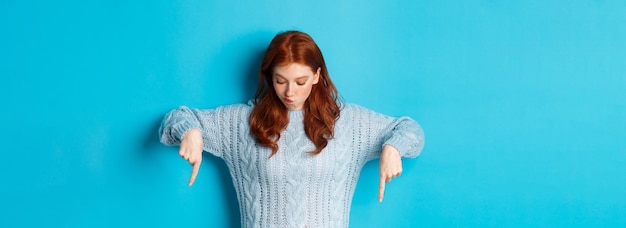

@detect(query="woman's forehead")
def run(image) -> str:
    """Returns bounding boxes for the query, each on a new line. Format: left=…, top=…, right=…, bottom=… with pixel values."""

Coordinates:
left=273, top=63, right=315, bottom=77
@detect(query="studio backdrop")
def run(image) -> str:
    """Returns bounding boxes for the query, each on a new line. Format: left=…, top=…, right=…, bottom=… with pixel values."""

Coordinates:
left=1, top=0, right=625, bottom=227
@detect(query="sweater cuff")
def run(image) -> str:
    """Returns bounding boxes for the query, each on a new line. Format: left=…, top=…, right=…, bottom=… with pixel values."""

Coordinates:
left=384, top=136, right=419, bottom=158
left=173, top=121, right=201, bottom=144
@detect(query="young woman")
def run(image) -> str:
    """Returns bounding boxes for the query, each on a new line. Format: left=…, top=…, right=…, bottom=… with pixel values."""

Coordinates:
left=159, top=31, right=424, bottom=227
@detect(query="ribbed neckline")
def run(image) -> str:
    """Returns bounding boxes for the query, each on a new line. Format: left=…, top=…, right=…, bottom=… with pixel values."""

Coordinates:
left=288, top=109, right=304, bottom=122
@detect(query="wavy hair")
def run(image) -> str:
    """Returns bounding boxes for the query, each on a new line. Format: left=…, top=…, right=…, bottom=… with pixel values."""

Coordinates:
left=249, top=31, right=340, bottom=156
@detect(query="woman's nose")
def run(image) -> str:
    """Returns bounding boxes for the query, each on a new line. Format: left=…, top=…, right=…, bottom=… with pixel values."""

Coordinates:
left=285, top=84, right=295, bottom=96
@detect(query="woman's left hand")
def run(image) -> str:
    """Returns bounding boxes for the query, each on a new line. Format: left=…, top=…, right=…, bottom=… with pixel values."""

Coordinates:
left=379, top=145, right=402, bottom=202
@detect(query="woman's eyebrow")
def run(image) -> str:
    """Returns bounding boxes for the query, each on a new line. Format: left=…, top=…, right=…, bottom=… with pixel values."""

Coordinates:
left=274, top=74, right=309, bottom=80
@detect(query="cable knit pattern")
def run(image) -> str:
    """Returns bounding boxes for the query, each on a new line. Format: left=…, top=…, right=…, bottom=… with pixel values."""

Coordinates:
left=159, top=102, right=424, bottom=228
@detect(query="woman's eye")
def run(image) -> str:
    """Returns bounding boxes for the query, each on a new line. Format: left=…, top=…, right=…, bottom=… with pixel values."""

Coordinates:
left=296, top=81, right=306, bottom=85
left=276, top=81, right=286, bottom=84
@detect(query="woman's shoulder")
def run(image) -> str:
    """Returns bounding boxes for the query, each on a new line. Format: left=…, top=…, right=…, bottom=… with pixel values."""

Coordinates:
left=337, top=103, right=378, bottom=123
left=185, top=101, right=252, bottom=121
left=339, top=103, right=375, bottom=114
left=214, top=100, right=255, bottom=113
left=219, top=100, right=254, bottom=109
left=338, top=103, right=395, bottom=124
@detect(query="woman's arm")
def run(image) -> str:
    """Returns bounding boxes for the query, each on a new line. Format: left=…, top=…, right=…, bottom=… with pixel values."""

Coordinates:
left=380, top=116, right=425, bottom=159
left=159, top=106, right=219, bottom=186
left=344, top=104, right=424, bottom=160
left=159, top=106, right=203, bottom=146
left=377, top=115, right=424, bottom=202
left=159, top=104, right=251, bottom=185
left=343, top=104, right=425, bottom=201
left=159, top=106, right=224, bottom=155
left=159, top=104, right=252, bottom=157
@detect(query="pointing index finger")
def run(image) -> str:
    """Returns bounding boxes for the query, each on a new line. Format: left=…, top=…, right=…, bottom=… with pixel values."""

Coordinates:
left=378, top=175, right=386, bottom=203
left=189, top=162, right=200, bottom=186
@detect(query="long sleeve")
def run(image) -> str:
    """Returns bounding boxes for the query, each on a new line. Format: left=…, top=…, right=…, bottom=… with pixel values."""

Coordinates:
left=341, top=104, right=425, bottom=161
left=158, top=104, right=252, bottom=158
left=381, top=116, right=424, bottom=158
left=158, top=106, right=202, bottom=146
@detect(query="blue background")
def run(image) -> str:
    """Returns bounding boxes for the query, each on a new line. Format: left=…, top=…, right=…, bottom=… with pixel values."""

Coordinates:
left=1, top=0, right=625, bottom=227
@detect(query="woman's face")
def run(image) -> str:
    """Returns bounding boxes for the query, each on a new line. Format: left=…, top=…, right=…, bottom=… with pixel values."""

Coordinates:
left=272, top=63, right=320, bottom=110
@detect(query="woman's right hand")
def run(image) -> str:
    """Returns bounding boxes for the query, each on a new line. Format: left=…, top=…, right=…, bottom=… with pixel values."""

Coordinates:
left=180, top=128, right=203, bottom=186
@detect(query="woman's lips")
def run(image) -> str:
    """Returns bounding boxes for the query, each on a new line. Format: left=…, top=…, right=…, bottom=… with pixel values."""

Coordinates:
left=283, top=98, right=294, bottom=103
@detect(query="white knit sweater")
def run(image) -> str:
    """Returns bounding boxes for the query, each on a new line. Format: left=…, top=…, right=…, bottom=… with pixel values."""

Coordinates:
left=159, top=102, right=424, bottom=227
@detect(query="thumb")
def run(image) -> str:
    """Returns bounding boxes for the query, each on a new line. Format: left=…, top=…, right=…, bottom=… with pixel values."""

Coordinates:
left=378, top=175, right=386, bottom=203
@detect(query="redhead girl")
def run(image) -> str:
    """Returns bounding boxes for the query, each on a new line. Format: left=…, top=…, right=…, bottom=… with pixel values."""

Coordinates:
left=160, top=31, right=424, bottom=227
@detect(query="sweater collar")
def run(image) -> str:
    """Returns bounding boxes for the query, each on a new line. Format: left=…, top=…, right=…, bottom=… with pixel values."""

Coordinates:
left=288, top=109, right=304, bottom=123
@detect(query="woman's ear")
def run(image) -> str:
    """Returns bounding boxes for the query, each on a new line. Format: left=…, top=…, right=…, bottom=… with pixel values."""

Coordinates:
left=313, top=67, right=321, bottom=84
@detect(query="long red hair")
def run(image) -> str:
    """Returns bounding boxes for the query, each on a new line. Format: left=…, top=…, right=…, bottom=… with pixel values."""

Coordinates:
left=249, top=31, right=340, bottom=156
